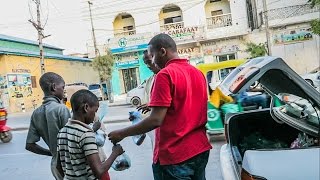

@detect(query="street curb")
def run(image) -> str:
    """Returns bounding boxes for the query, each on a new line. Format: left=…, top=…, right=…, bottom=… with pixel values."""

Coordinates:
left=11, top=118, right=130, bottom=131
left=108, top=103, right=131, bottom=107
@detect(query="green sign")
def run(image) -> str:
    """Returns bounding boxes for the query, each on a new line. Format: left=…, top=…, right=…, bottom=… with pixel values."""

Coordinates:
left=118, top=37, right=127, bottom=47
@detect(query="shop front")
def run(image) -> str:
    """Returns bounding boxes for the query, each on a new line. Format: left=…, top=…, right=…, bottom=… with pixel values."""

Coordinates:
left=108, top=33, right=154, bottom=95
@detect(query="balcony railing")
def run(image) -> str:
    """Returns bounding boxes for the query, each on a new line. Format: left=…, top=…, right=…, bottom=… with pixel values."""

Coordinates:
left=114, top=30, right=136, bottom=37
left=160, top=22, right=184, bottom=31
left=206, top=13, right=232, bottom=29
left=263, top=4, right=320, bottom=21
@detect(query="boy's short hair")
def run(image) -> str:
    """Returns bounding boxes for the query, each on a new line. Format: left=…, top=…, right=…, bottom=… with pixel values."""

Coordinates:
left=39, top=72, right=64, bottom=94
left=70, top=89, right=99, bottom=112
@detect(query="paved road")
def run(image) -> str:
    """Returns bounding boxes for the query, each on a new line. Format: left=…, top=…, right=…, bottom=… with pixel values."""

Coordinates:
left=0, top=122, right=224, bottom=180
left=7, top=103, right=136, bottom=130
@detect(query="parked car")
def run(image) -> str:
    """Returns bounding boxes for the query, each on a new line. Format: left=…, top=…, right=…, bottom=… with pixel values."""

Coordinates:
left=218, top=57, right=320, bottom=180
left=88, top=83, right=104, bottom=101
left=126, top=80, right=146, bottom=107
left=301, top=68, right=320, bottom=88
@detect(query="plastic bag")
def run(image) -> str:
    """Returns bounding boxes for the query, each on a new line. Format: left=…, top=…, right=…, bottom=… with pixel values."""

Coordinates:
left=129, top=111, right=146, bottom=146
left=290, top=133, right=314, bottom=148
left=95, top=129, right=106, bottom=147
left=111, top=152, right=131, bottom=171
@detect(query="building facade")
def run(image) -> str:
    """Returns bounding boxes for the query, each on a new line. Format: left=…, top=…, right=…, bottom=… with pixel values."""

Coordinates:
left=84, top=0, right=319, bottom=95
left=0, top=34, right=99, bottom=112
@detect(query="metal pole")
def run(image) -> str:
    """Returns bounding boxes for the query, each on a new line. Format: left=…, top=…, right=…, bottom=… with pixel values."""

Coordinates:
left=262, top=0, right=272, bottom=55
left=88, top=1, right=99, bottom=57
left=37, top=0, right=45, bottom=74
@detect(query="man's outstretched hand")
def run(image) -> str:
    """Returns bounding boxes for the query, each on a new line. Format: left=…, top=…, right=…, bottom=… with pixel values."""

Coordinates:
left=108, top=130, right=125, bottom=144
left=137, top=104, right=151, bottom=114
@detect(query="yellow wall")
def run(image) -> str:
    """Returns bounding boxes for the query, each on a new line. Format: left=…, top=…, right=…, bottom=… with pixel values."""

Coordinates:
left=205, top=0, right=231, bottom=17
left=0, top=54, right=99, bottom=112
left=0, top=56, right=7, bottom=74
left=113, top=14, right=135, bottom=34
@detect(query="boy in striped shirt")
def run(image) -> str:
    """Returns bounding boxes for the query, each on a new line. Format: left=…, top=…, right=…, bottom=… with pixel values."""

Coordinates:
left=57, top=90, right=124, bottom=180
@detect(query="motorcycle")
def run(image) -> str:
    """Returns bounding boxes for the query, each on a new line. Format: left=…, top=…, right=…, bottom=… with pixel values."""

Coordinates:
left=0, top=106, right=12, bottom=143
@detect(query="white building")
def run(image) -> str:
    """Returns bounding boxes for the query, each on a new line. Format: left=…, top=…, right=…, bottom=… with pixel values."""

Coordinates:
left=82, top=0, right=319, bottom=94
left=250, top=0, right=320, bottom=74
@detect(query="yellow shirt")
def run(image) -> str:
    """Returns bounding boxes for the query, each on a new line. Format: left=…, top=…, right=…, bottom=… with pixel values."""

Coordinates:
left=209, top=88, right=234, bottom=108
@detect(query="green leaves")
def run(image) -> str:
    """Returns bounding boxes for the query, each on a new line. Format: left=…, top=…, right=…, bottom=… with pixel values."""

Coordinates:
left=245, top=42, right=267, bottom=58
left=92, top=49, right=115, bottom=81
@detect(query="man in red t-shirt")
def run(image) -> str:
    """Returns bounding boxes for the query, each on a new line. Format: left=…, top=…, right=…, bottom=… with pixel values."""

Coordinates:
left=108, top=34, right=212, bottom=180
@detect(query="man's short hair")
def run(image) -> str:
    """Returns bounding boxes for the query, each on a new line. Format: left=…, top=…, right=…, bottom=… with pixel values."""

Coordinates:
left=70, top=89, right=98, bottom=112
left=39, top=72, right=64, bottom=94
left=148, top=33, right=177, bottom=52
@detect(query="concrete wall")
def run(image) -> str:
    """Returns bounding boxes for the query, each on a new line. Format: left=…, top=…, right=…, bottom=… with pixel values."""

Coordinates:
left=0, top=54, right=99, bottom=112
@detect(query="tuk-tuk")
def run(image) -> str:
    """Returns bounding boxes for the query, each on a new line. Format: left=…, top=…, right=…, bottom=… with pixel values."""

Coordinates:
left=197, top=59, right=246, bottom=135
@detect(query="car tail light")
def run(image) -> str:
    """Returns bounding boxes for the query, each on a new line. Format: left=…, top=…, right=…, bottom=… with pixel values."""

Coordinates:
left=229, top=66, right=260, bottom=93
left=241, top=169, right=267, bottom=180
left=0, top=109, right=7, bottom=121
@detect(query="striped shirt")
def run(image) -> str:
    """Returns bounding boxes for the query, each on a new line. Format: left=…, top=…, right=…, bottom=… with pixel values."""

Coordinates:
left=57, top=119, right=98, bottom=180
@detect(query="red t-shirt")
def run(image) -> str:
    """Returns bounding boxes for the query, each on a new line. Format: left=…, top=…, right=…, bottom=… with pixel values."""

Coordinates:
left=149, top=59, right=212, bottom=165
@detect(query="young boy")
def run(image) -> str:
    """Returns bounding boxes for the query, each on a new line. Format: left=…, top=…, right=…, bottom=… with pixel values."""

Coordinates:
left=57, top=90, right=124, bottom=180
left=25, top=72, right=71, bottom=180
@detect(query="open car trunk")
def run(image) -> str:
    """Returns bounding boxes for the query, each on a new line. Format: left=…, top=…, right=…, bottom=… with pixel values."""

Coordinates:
left=227, top=109, right=320, bottom=179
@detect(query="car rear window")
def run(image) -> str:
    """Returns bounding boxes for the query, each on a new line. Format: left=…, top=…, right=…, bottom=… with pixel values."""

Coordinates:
left=89, top=84, right=100, bottom=90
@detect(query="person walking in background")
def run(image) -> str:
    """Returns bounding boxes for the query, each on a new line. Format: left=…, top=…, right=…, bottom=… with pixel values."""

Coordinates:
left=108, top=34, right=212, bottom=180
left=25, top=72, right=71, bottom=180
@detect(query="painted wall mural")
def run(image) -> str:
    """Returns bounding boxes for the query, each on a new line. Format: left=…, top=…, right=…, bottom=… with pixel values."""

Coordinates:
left=273, top=27, right=313, bottom=45
left=7, top=73, right=33, bottom=98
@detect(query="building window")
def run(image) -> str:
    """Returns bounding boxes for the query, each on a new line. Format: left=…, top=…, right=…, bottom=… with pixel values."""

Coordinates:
left=211, top=10, right=223, bottom=16
left=210, top=0, right=221, bottom=3
left=164, top=16, right=182, bottom=24
left=163, top=6, right=181, bottom=13
left=123, top=25, right=134, bottom=31
left=31, top=76, right=37, bottom=88
left=122, top=14, right=132, bottom=19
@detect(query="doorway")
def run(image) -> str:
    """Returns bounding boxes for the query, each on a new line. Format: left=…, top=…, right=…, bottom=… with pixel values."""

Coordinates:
left=122, top=68, right=138, bottom=93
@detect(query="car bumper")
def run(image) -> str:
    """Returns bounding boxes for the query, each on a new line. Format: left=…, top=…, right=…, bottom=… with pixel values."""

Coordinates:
left=220, top=144, right=239, bottom=180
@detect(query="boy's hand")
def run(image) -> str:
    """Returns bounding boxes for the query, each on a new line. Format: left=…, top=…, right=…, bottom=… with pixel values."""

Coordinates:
left=137, top=104, right=151, bottom=114
left=112, top=144, right=124, bottom=156
left=92, top=121, right=101, bottom=132
left=108, top=130, right=125, bottom=144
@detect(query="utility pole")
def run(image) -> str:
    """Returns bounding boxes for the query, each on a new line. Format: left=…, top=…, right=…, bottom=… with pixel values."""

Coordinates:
left=88, top=1, right=99, bottom=57
left=29, top=0, right=50, bottom=75
left=262, top=0, right=272, bottom=55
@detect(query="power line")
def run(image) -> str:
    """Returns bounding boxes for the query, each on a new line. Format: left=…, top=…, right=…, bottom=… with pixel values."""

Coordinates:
left=80, top=0, right=201, bottom=20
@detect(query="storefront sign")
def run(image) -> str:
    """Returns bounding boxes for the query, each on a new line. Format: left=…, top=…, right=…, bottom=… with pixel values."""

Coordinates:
left=109, top=32, right=152, bottom=49
left=12, top=69, right=31, bottom=73
left=178, top=47, right=199, bottom=55
left=116, top=60, right=139, bottom=68
left=111, top=44, right=148, bottom=54
left=163, top=26, right=204, bottom=42
left=165, top=26, right=199, bottom=37
left=273, top=27, right=313, bottom=45
left=203, top=44, right=239, bottom=56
